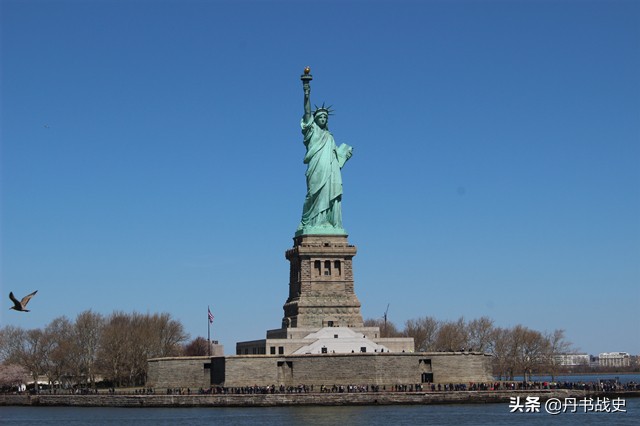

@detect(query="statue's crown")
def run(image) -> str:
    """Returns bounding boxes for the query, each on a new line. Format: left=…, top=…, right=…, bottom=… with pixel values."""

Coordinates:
left=313, top=102, right=334, bottom=117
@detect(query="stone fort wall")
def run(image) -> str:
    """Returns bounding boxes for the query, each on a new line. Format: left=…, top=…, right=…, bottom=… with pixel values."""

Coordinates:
left=147, top=352, right=493, bottom=389
left=147, top=357, right=212, bottom=389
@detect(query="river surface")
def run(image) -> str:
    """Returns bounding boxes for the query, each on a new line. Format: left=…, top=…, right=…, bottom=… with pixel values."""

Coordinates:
left=1, top=399, right=638, bottom=425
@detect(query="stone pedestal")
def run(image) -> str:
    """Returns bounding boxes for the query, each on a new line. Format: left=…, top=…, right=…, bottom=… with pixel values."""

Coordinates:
left=282, top=234, right=364, bottom=328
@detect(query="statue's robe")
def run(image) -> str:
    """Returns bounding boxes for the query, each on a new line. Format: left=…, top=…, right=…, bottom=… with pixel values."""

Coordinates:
left=298, top=116, right=351, bottom=232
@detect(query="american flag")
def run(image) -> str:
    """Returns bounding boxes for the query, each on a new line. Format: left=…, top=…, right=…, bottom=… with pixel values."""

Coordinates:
left=208, top=307, right=214, bottom=324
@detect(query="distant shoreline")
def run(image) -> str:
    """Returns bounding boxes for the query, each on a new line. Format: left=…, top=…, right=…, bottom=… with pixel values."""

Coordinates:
left=506, top=371, right=640, bottom=379
left=540, top=371, right=639, bottom=376
left=2, top=389, right=638, bottom=408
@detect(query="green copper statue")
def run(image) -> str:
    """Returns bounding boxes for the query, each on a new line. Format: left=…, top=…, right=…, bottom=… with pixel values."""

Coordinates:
left=296, top=67, right=353, bottom=236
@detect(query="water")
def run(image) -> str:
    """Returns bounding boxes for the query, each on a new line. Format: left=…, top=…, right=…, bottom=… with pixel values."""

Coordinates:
left=1, top=400, right=638, bottom=425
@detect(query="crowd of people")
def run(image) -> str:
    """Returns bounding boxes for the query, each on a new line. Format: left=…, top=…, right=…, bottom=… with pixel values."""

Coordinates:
left=5, top=379, right=639, bottom=395
left=167, top=379, right=640, bottom=396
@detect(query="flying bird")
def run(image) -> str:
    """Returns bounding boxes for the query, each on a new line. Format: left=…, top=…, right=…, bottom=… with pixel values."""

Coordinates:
left=9, top=290, right=38, bottom=312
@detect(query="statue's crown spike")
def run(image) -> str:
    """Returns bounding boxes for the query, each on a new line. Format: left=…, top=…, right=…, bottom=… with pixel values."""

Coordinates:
left=313, top=102, right=335, bottom=117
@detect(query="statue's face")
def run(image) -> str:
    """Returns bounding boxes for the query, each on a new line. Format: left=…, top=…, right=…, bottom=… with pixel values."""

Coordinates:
left=315, top=113, right=328, bottom=128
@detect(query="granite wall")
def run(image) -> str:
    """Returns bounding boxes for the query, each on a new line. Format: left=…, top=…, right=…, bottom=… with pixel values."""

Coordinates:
left=147, top=352, right=493, bottom=389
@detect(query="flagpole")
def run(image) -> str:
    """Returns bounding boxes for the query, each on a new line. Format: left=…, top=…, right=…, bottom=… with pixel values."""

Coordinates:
left=207, top=305, right=211, bottom=356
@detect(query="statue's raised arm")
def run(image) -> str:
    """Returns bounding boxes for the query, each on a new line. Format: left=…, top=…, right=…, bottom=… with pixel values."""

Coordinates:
left=301, top=66, right=312, bottom=123
left=296, top=67, right=353, bottom=237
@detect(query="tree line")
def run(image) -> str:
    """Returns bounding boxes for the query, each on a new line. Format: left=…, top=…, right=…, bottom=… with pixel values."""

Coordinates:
left=365, top=316, right=573, bottom=381
left=1, top=312, right=574, bottom=390
left=0, top=310, right=189, bottom=389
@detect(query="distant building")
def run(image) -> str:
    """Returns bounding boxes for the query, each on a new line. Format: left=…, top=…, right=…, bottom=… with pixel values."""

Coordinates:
left=553, top=353, right=589, bottom=366
left=598, top=352, right=630, bottom=368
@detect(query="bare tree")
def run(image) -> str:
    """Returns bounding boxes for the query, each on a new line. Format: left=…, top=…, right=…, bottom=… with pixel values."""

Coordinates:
left=97, top=311, right=188, bottom=386
left=488, top=327, right=513, bottom=380
left=467, top=317, right=494, bottom=352
left=15, top=329, right=47, bottom=388
left=509, top=325, right=549, bottom=381
left=543, top=329, right=573, bottom=381
left=97, top=311, right=131, bottom=386
left=2, top=310, right=188, bottom=389
left=134, top=312, right=188, bottom=383
left=183, top=337, right=210, bottom=356
left=0, top=325, right=25, bottom=364
left=402, top=317, right=440, bottom=352
left=434, top=317, right=469, bottom=351
left=73, top=310, right=104, bottom=387
left=148, top=312, right=189, bottom=357
left=42, top=316, right=74, bottom=389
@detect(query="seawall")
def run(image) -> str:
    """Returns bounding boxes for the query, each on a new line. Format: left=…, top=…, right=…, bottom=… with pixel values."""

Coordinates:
left=2, top=389, right=636, bottom=407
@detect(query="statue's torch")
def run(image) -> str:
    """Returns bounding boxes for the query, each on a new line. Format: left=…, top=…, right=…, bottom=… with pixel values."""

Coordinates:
left=301, top=66, right=312, bottom=94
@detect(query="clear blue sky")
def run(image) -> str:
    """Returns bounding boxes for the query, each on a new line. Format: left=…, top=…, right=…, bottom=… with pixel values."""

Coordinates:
left=1, top=0, right=638, bottom=356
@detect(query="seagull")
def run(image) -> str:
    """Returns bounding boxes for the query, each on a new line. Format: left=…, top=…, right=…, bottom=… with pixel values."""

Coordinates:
left=9, top=290, right=38, bottom=312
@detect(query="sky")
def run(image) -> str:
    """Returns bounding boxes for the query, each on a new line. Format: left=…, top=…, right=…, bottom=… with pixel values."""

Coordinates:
left=1, top=0, right=638, bottom=357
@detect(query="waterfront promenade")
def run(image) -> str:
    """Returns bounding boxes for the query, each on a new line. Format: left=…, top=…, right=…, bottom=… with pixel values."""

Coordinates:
left=2, top=388, right=638, bottom=408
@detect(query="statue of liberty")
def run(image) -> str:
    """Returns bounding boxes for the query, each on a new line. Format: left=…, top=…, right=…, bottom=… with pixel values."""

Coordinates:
left=296, top=67, right=353, bottom=236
